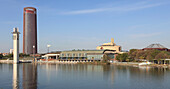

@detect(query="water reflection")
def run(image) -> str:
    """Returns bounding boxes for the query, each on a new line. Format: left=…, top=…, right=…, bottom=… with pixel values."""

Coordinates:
left=8, top=63, right=170, bottom=89
left=22, top=63, right=37, bottom=89
left=12, top=63, right=37, bottom=89
left=13, top=64, right=19, bottom=89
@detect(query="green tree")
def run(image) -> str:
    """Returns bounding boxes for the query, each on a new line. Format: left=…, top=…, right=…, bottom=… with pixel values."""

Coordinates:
left=19, top=53, right=29, bottom=57
left=136, top=51, right=146, bottom=59
left=146, top=54, right=153, bottom=61
left=155, top=52, right=169, bottom=60
left=103, top=54, right=111, bottom=63
left=116, top=53, right=129, bottom=62
left=129, top=49, right=137, bottom=55
left=121, top=53, right=129, bottom=62
left=5, top=54, right=13, bottom=58
left=0, top=54, right=3, bottom=59
left=116, top=54, right=121, bottom=61
left=128, top=49, right=138, bottom=61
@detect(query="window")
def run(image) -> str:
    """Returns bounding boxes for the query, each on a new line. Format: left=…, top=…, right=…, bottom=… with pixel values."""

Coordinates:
left=67, top=54, right=70, bottom=57
left=79, top=53, right=81, bottom=56
left=73, top=53, right=75, bottom=57
left=13, top=35, right=16, bottom=40
left=84, top=53, right=87, bottom=57
left=119, top=47, right=121, bottom=51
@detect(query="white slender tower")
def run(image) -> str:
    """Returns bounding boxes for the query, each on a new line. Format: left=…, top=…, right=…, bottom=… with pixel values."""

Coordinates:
left=12, top=28, right=20, bottom=64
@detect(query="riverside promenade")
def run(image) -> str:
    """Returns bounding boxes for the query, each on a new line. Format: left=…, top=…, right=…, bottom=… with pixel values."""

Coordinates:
left=1, top=59, right=170, bottom=68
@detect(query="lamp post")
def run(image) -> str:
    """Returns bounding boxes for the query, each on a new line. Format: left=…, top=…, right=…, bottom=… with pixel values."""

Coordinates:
left=47, top=45, right=51, bottom=53
left=33, top=45, right=35, bottom=62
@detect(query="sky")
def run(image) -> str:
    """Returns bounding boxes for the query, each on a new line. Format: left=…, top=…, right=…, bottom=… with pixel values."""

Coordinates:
left=0, top=0, right=170, bottom=53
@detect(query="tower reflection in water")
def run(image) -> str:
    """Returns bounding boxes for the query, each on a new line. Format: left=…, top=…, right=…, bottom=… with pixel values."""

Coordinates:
left=13, top=63, right=37, bottom=89
left=23, top=63, right=37, bottom=89
left=13, top=64, right=19, bottom=89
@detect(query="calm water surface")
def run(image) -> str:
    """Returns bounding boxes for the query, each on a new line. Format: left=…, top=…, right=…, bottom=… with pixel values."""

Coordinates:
left=0, top=63, right=170, bottom=89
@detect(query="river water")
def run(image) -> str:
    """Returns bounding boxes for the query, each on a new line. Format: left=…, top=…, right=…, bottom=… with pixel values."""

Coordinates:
left=0, top=63, right=170, bottom=89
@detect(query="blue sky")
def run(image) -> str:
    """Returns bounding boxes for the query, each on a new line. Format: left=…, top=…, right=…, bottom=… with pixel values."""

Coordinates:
left=0, top=0, right=170, bottom=53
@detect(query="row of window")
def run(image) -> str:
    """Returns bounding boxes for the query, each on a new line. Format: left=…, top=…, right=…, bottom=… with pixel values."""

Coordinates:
left=61, top=53, right=87, bottom=57
left=60, top=55, right=103, bottom=60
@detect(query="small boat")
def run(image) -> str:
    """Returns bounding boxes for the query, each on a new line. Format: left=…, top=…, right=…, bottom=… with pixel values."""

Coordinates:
left=139, top=61, right=153, bottom=66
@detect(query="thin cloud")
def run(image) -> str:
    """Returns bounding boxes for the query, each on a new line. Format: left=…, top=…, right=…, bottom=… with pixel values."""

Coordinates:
left=130, top=32, right=162, bottom=38
left=60, top=2, right=165, bottom=15
left=61, top=8, right=111, bottom=15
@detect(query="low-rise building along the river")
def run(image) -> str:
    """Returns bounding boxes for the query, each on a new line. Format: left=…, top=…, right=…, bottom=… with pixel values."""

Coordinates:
left=60, top=49, right=117, bottom=61
left=41, top=38, right=125, bottom=62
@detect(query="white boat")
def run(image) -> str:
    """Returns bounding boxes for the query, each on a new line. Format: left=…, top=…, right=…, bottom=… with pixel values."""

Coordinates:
left=139, top=62, right=153, bottom=66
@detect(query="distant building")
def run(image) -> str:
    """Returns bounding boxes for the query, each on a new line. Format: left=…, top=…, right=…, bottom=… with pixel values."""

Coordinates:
left=2, top=53, right=9, bottom=56
left=96, top=38, right=122, bottom=53
left=10, top=49, right=13, bottom=54
left=41, top=38, right=125, bottom=62
left=42, top=52, right=61, bottom=59
left=143, top=44, right=170, bottom=52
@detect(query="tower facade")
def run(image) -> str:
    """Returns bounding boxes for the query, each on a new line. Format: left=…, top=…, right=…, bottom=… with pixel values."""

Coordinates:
left=12, top=28, right=20, bottom=64
left=23, top=7, right=37, bottom=54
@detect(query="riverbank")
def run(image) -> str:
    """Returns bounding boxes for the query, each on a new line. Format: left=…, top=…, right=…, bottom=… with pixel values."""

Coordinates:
left=0, top=60, right=32, bottom=64
left=0, top=60, right=13, bottom=63
left=112, top=62, right=170, bottom=68
left=1, top=60, right=170, bottom=68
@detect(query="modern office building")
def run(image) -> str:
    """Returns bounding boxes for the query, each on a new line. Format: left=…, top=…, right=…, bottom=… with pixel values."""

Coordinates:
left=23, top=7, right=37, bottom=54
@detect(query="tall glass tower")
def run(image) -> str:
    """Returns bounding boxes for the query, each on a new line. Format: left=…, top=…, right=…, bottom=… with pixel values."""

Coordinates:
left=23, top=7, right=37, bottom=54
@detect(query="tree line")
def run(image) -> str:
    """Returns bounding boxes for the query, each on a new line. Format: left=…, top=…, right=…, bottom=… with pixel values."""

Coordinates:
left=116, top=49, right=170, bottom=62
left=0, top=53, right=30, bottom=60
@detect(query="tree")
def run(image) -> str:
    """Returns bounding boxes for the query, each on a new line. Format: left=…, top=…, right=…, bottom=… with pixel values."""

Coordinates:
left=116, top=54, right=121, bottom=61
left=146, top=54, right=153, bottom=61
left=129, top=49, right=137, bottom=55
left=116, top=53, right=129, bottom=62
left=121, top=53, right=129, bottom=62
left=155, top=52, right=169, bottom=60
left=103, top=54, right=111, bottom=63
left=128, top=49, right=138, bottom=61
left=116, top=49, right=170, bottom=63
left=19, top=53, right=29, bottom=57
left=136, top=51, right=146, bottom=59
left=0, top=54, right=3, bottom=59
left=5, top=54, right=13, bottom=58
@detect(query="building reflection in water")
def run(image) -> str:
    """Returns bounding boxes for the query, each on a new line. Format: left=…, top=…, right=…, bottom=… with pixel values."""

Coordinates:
left=40, top=63, right=116, bottom=84
left=11, top=63, right=170, bottom=89
left=22, top=63, right=37, bottom=89
left=13, top=64, right=19, bottom=89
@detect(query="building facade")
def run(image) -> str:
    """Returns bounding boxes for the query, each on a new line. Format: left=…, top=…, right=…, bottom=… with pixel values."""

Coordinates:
left=96, top=38, right=121, bottom=53
left=60, top=50, right=103, bottom=61
left=60, top=50, right=116, bottom=61
left=23, top=7, right=37, bottom=54
left=40, top=38, right=125, bottom=62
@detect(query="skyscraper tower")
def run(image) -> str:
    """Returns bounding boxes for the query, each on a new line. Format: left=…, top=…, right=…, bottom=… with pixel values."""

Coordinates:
left=23, top=7, right=37, bottom=54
